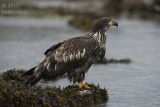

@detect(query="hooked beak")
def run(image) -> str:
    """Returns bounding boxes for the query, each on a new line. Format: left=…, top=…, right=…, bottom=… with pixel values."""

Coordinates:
left=108, top=20, right=118, bottom=27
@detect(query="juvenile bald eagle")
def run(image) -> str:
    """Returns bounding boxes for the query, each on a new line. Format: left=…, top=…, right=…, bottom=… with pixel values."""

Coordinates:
left=24, top=17, right=118, bottom=88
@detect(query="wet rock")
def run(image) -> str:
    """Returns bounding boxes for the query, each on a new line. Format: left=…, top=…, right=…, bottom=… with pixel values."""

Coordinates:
left=95, top=58, right=131, bottom=64
left=104, top=0, right=123, bottom=17
left=68, top=13, right=103, bottom=31
left=68, top=0, right=160, bottom=31
left=0, top=69, right=108, bottom=106
left=68, top=16, right=94, bottom=31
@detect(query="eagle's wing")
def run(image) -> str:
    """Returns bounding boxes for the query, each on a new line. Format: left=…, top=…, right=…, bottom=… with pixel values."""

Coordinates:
left=44, top=42, right=63, bottom=56
left=44, top=36, right=99, bottom=77
left=25, top=36, right=100, bottom=85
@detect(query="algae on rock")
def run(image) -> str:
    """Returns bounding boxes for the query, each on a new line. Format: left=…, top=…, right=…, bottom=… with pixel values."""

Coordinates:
left=0, top=69, right=108, bottom=106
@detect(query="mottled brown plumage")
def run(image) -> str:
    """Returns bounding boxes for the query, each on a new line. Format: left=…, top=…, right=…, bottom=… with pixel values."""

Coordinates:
left=24, top=17, right=118, bottom=87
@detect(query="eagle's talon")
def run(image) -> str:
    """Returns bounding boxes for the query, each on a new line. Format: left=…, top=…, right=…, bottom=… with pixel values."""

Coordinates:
left=84, top=83, right=90, bottom=89
left=78, top=82, right=84, bottom=88
left=78, top=82, right=90, bottom=89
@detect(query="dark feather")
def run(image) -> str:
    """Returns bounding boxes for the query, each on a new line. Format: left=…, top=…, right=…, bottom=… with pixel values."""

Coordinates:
left=24, top=67, right=36, bottom=76
left=44, top=42, right=63, bottom=56
left=25, top=60, right=46, bottom=86
left=42, top=36, right=99, bottom=81
left=25, top=36, right=101, bottom=85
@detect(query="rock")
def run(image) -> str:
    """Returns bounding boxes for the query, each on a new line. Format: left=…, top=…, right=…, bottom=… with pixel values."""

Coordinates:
left=79, top=90, right=92, bottom=95
left=0, top=69, right=108, bottom=106
left=95, top=58, right=131, bottom=64
left=68, top=15, right=95, bottom=31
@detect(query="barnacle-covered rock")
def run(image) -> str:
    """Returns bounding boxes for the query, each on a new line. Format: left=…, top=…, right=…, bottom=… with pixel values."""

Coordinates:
left=0, top=69, right=108, bottom=106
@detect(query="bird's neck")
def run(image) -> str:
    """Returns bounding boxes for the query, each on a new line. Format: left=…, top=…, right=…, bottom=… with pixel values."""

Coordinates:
left=90, top=30, right=107, bottom=45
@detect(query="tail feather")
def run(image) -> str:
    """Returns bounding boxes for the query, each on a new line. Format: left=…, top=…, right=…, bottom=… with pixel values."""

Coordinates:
left=24, top=75, right=35, bottom=85
left=24, top=74, right=43, bottom=86
left=24, top=67, right=36, bottom=76
left=24, top=65, right=46, bottom=86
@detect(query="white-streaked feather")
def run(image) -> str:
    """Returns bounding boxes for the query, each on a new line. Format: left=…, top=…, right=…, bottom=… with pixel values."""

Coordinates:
left=47, top=63, right=50, bottom=69
left=69, top=54, right=73, bottom=60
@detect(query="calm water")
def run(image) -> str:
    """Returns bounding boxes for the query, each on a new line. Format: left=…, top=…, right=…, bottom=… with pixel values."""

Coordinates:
left=0, top=17, right=160, bottom=107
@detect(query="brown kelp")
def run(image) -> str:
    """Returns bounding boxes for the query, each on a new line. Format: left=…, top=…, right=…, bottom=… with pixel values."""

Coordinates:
left=0, top=69, right=108, bottom=106
left=95, top=58, right=131, bottom=64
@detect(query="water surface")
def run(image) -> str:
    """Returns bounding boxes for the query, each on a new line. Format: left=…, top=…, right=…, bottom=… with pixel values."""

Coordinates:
left=0, top=17, right=160, bottom=107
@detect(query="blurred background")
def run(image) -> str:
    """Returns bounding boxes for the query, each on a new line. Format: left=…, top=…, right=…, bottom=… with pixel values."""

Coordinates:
left=0, top=0, right=160, bottom=106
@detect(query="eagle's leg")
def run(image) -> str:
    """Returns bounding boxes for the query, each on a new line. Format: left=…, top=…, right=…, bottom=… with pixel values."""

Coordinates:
left=78, top=82, right=90, bottom=89
left=78, top=82, right=83, bottom=88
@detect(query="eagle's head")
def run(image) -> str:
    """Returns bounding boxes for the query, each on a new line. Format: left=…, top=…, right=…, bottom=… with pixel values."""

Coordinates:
left=90, top=17, right=118, bottom=43
left=91, top=17, right=118, bottom=33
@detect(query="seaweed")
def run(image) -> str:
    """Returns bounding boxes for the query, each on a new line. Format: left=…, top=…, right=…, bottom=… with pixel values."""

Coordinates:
left=0, top=69, right=108, bottom=106
left=95, top=58, right=131, bottom=64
